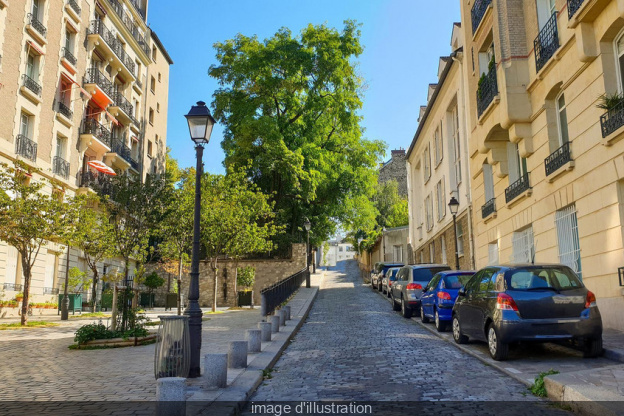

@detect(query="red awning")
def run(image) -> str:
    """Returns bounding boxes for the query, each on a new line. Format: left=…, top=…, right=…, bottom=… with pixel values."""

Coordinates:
left=27, top=41, right=45, bottom=56
left=88, top=160, right=116, bottom=176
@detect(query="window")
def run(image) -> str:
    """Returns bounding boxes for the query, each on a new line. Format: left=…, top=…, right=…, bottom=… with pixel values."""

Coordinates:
left=339, top=246, right=343, bottom=252
left=436, top=179, right=446, bottom=221
left=150, top=76, right=156, bottom=93
left=26, top=53, right=39, bottom=80
left=512, top=226, right=534, bottom=263
left=55, top=136, right=66, bottom=159
left=157, top=102, right=160, bottom=113
left=616, top=33, right=624, bottom=93
left=32, top=0, right=41, bottom=20
left=423, top=145, right=431, bottom=182
left=134, top=99, right=140, bottom=118
left=425, top=194, right=434, bottom=231
left=483, top=164, right=495, bottom=202
left=434, top=126, right=443, bottom=166
left=441, top=238, right=447, bottom=264
left=393, top=245, right=402, bottom=262
left=152, top=46, right=157, bottom=61
left=555, top=205, right=582, bottom=279
left=456, top=222, right=464, bottom=256
left=478, top=43, right=495, bottom=76
left=488, top=242, right=499, bottom=265
left=452, top=107, right=461, bottom=185
left=429, top=242, right=435, bottom=263
left=20, top=112, right=32, bottom=137
left=147, top=140, right=153, bottom=158
left=536, top=0, right=557, bottom=31
left=65, top=29, right=73, bottom=53
left=419, top=251, right=424, bottom=264
left=507, top=142, right=528, bottom=184
left=556, top=92, right=569, bottom=146
left=158, top=72, right=161, bottom=82
left=149, top=108, right=154, bottom=124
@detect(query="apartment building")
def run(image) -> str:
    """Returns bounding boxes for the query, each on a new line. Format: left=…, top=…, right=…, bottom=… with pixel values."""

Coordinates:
left=460, top=0, right=624, bottom=330
left=406, top=23, right=476, bottom=270
left=0, top=0, right=172, bottom=304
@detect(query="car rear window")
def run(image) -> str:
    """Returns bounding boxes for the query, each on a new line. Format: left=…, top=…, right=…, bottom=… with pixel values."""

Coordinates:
left=442, top=274, right=473, bottom=289
left=412, top=268, right=449, bottom=284
left=507, top=267, right=583, bottom=291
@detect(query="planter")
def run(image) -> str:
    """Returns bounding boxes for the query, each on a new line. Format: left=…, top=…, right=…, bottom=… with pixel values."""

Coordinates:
left=77, top=334, right=157, bottom=349
left=237, top=291, right=253, bottom=307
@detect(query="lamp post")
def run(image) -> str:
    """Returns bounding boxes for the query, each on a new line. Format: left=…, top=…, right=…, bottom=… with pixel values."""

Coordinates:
left=382, top=227, right=386, bottom=262
left=184, top=101, right=215, bottom=378
left=304, top=218, right=311, bottom=288
left=448, top=196, right=460, bottom=270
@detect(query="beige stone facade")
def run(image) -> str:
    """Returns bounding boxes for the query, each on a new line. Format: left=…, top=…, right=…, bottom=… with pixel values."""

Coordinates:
left=0, top=0, right=171, bottom=304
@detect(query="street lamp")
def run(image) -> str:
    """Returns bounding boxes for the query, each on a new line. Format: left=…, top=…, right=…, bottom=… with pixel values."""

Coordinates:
left=184, top=101, right=215, bottom=378
left=448, top=196, right=460, bottom=270
left=304, top=218, right=311, bottom=288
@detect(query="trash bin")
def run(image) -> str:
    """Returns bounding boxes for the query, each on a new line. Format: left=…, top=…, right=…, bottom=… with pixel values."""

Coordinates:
left=237, top=291, right=253, bottom=307
left=165, top=293, right=177, bottom=311
left=154, top=316, right=190, bottom=379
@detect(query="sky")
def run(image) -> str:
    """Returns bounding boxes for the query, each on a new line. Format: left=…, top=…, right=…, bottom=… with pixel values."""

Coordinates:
left=147, top=1, right=462, bottom=174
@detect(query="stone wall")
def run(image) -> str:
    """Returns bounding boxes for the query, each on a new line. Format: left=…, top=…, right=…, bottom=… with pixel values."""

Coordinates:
left=412, top=212, right=472, bottom=270
left=378, top=149, right=408, bottom=196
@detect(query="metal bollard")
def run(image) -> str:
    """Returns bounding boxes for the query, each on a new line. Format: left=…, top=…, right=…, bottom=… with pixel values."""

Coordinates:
left=279, top=309, right=286, bottom=326
left=284, top=305, right=291, bottom=320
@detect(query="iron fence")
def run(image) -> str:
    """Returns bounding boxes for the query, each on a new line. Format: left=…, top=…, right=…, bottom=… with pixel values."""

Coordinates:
left=567, top=0, right=584, bottom=19
left=3, top=283, right=23, bottom=291
left=481, top=198, right=496, bottom=218
left=534, top=13, right=560, bottom=73
left=44, top=287, right=59, bottom=295
left=81, top=117, right=112, bottom=147
left=505, top=172, right=531, bottom=203
left=15, top=134, right=37, bottom=161
left=84, top=67, right=114, bottom=98
left=471, top=0, right=492, bottom=33
left=545, top=141, right=572, bottom=176
left=56, top=100, right=73, bottom=119
left=600, top=99, right=624, bottom=138
left=53, top=156, right=70, bottom=179
left=477, top=67, right=498, bottom=117
left=260, top=268, right=308, bottom=317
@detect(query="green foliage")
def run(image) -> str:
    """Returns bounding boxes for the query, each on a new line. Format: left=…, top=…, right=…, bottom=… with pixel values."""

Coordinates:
left=597, top=92, right=624, bottom=111
left=237, top=266, right=255, bottom=289
left=529, top=369, right=559, bottom=397
left=386, top=198, right=409, bottom=228
left=68, top=267, right=91, bottom=294
left=74, top=323, right=115, bottom=345
left=144, top=272, right=165, bottom=291
left=209, top=21, right=385, bottom=250
left=322, top=241, right=330, bottom=266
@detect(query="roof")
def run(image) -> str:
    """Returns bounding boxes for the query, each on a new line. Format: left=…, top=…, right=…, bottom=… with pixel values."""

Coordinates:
left=150, top=30, right=174, bottom=65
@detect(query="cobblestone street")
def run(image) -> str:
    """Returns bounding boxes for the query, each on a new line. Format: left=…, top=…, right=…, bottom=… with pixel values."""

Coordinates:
left=248, top=260, right=567, bottom=414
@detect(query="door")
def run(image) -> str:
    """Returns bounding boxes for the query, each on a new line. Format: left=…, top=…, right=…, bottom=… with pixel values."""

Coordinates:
left=536, top=0, right=556, bottom=31
left=26, top=54, right=36, bottom=80
left=392, top=267, right=406, bottom=299
left=471, top=268, right=498, bottom=340
left=460, top=269, right=495, bottom=339
left=421, top=274, right=441, bottom=317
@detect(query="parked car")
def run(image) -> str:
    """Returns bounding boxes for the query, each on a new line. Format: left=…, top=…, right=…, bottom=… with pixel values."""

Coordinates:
left=371, top=262, right=403, bottom=291
left=390, top=264, right=451, bottom=318
left=420, top=270, right=475, bottom=332
left=382, top=267, right=401, bottom=297
left=451, top=264, right=603, bottom=361
left=370, top=262, right=381, bottom=287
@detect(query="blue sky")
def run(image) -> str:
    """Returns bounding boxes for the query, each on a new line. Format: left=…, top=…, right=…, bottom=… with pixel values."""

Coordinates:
left=148, top=1, right=461, bottom=173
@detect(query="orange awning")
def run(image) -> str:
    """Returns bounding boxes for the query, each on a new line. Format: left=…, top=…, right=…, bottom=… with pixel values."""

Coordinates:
left=63, top=74, right=91, bottom=99
left=27, top=41, right=45, bottom=56
left=88, top=160, right=116, bottom=176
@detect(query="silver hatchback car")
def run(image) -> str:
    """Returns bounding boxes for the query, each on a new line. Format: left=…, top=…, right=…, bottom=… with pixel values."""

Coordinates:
left=390, top=264, right=451, bottom=318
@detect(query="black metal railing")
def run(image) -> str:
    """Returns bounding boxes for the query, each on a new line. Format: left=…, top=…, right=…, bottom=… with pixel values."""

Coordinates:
left=110, top=138, right=133, bottom=163
left=67, top=0, right=81, bottom=15
left=88, top=20, right=136, bottom=75
left=15, top=134, right=37, bottom=161
left=81, top=118, right=112, bottom=147
left=107, top=0, right=150, bottom=57
left=567, top=0, right=584, bottom=19
left=44, top=287, right=59, bottom=295
left=481, top=198, right=496, bottom=218
left=84, top=67, right=114, bottom=98
left=477, top=67, right=498, bottom=117
left=128, top=0, right=146, bottom=20
left=600, top=100, right=624, bottom=138
left=53, top=156, right=70, bottom=179
left=112, top=91, right=133, bottom=116
left=471, top=0, right=492, bottom=33
left=81, top=169, right=113, bottom=195
left=545, top=142, right=572, bottom=176
left=22, top=74, right=42, bottom=97
left=3, top=283, right=23, bottom=291
left=135, top=77, right=143, bottom=90
left=27, top=13, right=47, bottom=38
left=56, top=100, right=73, bottom=119
left=130, top=114, right=140, bottom=126
left=61, top=47, right=77, bottom=66
left=534, top=13, right=560, bottom=73
left=505, top=172, right=531, bottom=203
left=260, top=268, right=308, bottom=316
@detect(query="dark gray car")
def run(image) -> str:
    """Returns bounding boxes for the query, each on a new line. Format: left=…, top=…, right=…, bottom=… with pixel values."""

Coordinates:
left=390, top=264, right=451, bottom=318
left=451, top=264, right=603, bottom=361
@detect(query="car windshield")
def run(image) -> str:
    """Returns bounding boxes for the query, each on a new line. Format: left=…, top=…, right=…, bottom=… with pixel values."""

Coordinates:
left=412, top=268, right=448, bottom=284
left=388, top=269, right=399, bottom=279
left=507, top=267, right=583, bottom=291
left=441, top=274, right=472, bottom=289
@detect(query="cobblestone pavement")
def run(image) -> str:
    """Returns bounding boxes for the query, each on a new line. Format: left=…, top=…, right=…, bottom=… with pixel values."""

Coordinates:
left=247, top=260, right=567, bottom=415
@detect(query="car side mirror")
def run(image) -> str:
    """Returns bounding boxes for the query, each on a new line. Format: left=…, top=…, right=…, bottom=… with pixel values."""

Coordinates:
left=422, top=287, right=428, bottom=293
left=458, top=288, right=466, bottom=297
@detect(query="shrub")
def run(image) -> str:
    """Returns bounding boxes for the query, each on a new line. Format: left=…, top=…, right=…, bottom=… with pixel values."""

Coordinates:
left=237, top=266, right=255, bottom=290
left=74, top=323, right=117, bottom=345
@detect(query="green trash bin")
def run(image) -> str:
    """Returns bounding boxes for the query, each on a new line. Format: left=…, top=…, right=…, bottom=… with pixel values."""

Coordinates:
left=140, top=293, right=155, bottom=308
left=58, top=294, right=82, bottom=315
left=165, top=293, right=177, bottom=311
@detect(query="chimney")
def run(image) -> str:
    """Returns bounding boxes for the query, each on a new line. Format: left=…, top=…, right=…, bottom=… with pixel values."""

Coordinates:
left=391, top=148, right=405, bottom=157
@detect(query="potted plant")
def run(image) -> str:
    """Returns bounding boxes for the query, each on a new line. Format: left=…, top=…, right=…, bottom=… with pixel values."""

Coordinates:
left=15, top=292, right=24, bottom=302
left=236, top=266, right=255, bottom=308
left=597, top=92, right=624, bottom=112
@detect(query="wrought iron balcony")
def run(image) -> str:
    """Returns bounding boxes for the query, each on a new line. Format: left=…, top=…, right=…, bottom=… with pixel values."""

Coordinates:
left=61, top=47, right=77, bottom=66
left=81, top=169, right=114, bottom=196
left=505, top=172, right=531, bottom=203
left=3, top=283, right=23, bottom=291
left=83, top=67, right=114, bottom=98
left=27, top=13, right=47, bottom=38
left=477, top=68, right=498, bottom=117
left=44, top=287, right=59, bottom=295
left=130, top=114, right=140, bottom=126
left=534, top=13, right=560, bottom=73
left=600, top=100, right=624, bottom=138
left=135, top=77, right=143, bottom=90
left=56, top=100, right=73, bottom=119
left=15, top=134, right=37, bottom=161
left=22, top=74, right=42, bottom=97
left=545, top=142, right=572, bottom=176
left=128, top=0, right=146, bottom=20
left=568, top=0, right=585, bottom=19
left=107, top=0, right=150, bottom=57
left=67, top=0, right=81, bottom=15
left=481, top=198, right=496, bottom=219
left=53, top=156, right=70, bottom=179
left=88, top=20, right=136, bottom=75
left=112, top=91, right=133, bottom=116
left=81, top=118, right=112, bottom=147
left=471, top=0, right=492, bottom=33
left=129, top=156, right=140, bottom=171
left=110, top=138, right=133, bottom=162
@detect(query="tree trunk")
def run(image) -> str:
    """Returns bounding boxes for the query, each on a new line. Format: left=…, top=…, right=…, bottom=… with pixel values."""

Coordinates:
left=177, top=256, right=183, bottom=315
left=91, top=268, right=99, bottom=313
left=20, top=257, right=31, bottom=326
left=111, top=286, right=118, bottom=331
left=212, top=258, right=218, bottom=313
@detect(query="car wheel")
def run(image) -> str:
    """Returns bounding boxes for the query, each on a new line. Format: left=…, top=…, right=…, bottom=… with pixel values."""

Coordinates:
left=420, top=305, right=430, bottom=323
left=391, top=293, right=400, bottom=311
left=583, top=337, right=603, bottom=358
left=401, top=297, right=412, bottom=319
left=435, top=309, right=446, bottom=332
left=487, top=323, right=509, bottom=361
left=452, top=315, right=468, bottom=344
left=387, top=289, right=392, bottom=298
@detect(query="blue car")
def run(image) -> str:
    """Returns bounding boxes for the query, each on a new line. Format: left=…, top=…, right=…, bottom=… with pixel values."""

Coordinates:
left=420, top=271, right=474, bottom=332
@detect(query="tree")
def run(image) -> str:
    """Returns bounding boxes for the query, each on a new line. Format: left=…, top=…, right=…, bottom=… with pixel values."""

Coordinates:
left=372, top=180, right=409, bottom=229
left=236, top=266, right=255, bottom=291
left=0, top=162, right=66, bottom=325
left=143, top=271, right=165, bottom=309
left=67, top=267, right=91, bottom=294
left=209, top=21, right=385, bottom=251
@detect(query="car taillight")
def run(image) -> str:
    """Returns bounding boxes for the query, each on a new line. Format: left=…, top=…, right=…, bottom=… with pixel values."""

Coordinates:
left=585, top=291, right=597, bottom=308
left=406, top=283, right=422, bottom=290
left=388, top=281, right=393, bottom=286
left=496, top=293, right=518, bottom=311
left=437, top=291, right=452, bottom=300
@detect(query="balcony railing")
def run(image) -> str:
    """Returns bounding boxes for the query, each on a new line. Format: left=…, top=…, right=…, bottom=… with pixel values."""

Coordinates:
left=471, top=0, right=492, bottom=34
left=545, top=142, right=572, bottom=176
left=477, top=67, right=498, bottom=117
left=112, top=91, right=133, bottom=116
left=22, top=74, right=42, bottom=97
left=88, top=20, right=136, bottom=75
left=43, top=287, right=59, bottom=295
left=53, top=156, right=70, bottom=179
left=128, top=0, right=146, bottom=20
left=129, top=156, right=140, bottom=171
left=568, top=0, right=585, bottom=19
left=3, top=283, right=23, bottom=291
left=61, top=47, right=77, bottom=66
left=81, top=169, right=114, bottom=196
left=15, top=134, right=37, bottom=161
left=135, top=77, right=143, bottom=90
left=56, top=100, right=73, bottom=119
left=481, top=198, right=496, bottom=219
left=67, top=0, right=81, bottom=16
left=505, top=172, right=531, bottom=203
left=534, top=13, right=560, bottom=73
left=81, top=118, right=112, bottom=147
left=107, top=0, right=151, bottom=57
left=83, top=67, right=114, bottom=98
left=600, top=100, right=624, bottom=138
left=27, top=13, right=47, bottom=38
left=110, top=138, right=132, bottom=162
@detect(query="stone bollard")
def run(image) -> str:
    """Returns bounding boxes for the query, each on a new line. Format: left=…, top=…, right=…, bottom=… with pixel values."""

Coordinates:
left=258, top=322, right=272, bottom=342
left=228, top=341, right=248, bottom=368
left=246, top=329, right=262, bottom=353
left=284, top=305, right=291, bottom=320
left=203, top=353, right=227, bottom=389
left=156, top=377, right=186, bottom=416
left=270, top=315, right=280, bottom=333
left=279, top=309, right=287, bottom=326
